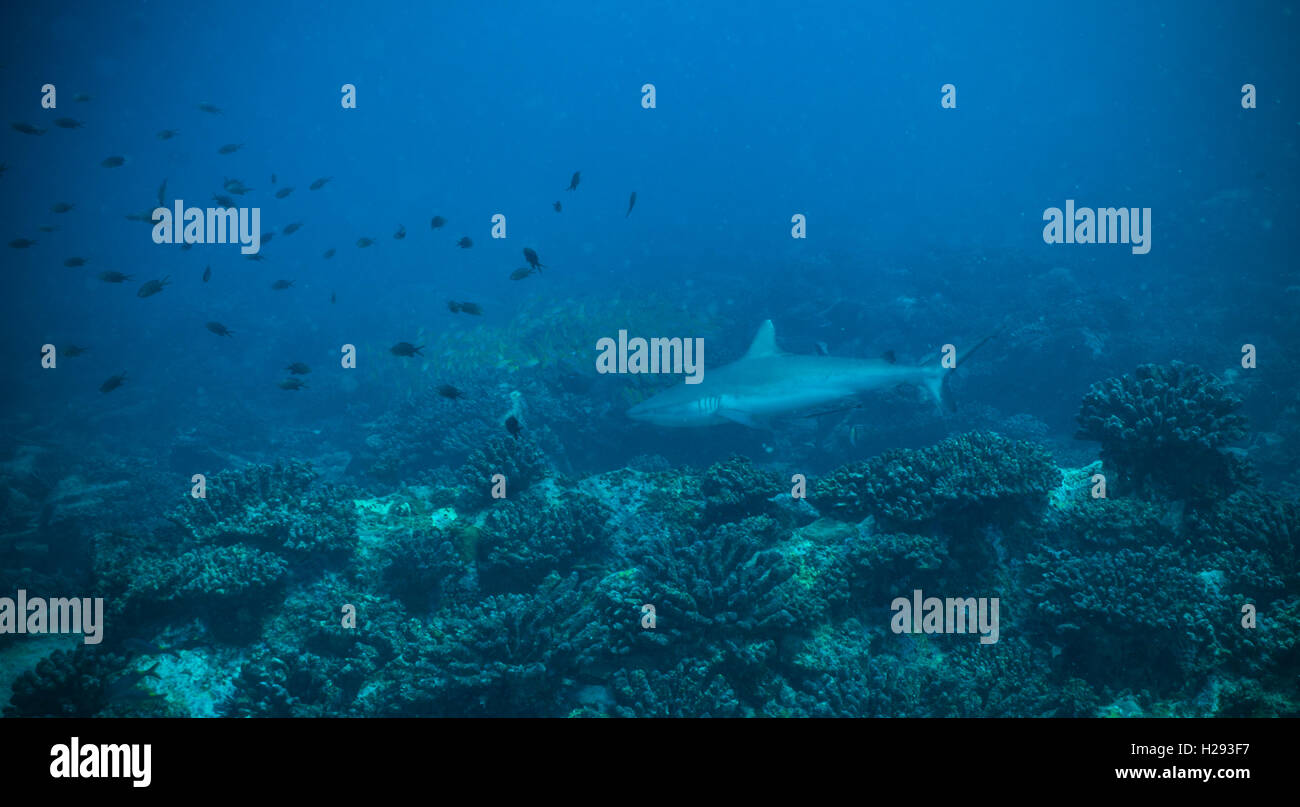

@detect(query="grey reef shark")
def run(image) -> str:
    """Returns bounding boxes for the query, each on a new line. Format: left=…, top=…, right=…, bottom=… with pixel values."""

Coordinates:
left=627, top=319, right=998, bottom=428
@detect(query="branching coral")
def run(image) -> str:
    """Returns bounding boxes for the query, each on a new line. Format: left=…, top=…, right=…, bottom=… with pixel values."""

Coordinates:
left=456, top=435, right=551, bottom=507
left=4, top=647, right=129, bottom=717
left=812, top=431, right=1059, bottom=531
left=630, top=515, right=821, bottom=644
left=699, top=456, right=780, bottom=523
left=169, top=460, right=358, bottom=557
left=1075, top=361, right=1249, bottom=497
left=478, top=491, right=611, bottom=592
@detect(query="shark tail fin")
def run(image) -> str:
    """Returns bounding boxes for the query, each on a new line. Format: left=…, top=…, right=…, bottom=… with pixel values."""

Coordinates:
left=924, top=371, right=956, bottom=413
left=955, top=321, right=1005, bottom=369
left=925, top=319, right=1006, bottom=412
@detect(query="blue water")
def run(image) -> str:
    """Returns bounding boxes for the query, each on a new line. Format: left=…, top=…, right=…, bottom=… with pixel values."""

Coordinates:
left=0, top=1, right=1296, bottom=717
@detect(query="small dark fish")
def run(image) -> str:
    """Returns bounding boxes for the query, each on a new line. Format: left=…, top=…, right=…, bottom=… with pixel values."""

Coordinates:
left=9, top=239, right=37, bottom=248
left=121, top=638, right=166, bottom=657
left=11, top=122, right=45, bottom=135
left=285, top=362, right=311, bottom=375
left=510, top=267, right=537, bottom=280
left=553, top=201, right=561, bottom=212
left=100, top=372, right=127, bottom=393
left=206, top=321, right=234, bottom=337
left=457, top=237, right=473, bottom=249
left=99, top=271, right=132, bottom=283
left=64, top=257, right=86, bottom=267
left=274, top=187, right=293, bottom=199
left=626, top=191, right=637, bottom=217
left=137, top=277, right=170, bottom=297
left=567, top=171, right=581, bottom=191
left=505, top=415, right=522, bottom=439
left=458, top=301, right=482, bottom=315
left=63, top=345, right=89, bottom=357
left=198, top=103, right=223, bottom=114
left=212, top=194, right=236, bottom=207
left=101, top=156, right=125, bottom=168
left=246, top=254, right=266, bottom=262
left=271, top=279, right=294, bottom=290
left=430, top=215, right=446, bottom=229
left=390, top=342, right=424, bottom=357
left=73, top=93, right=92, bottom=102
left=277, top=378, right=307, bottom=390
left=50, top=202, right=74, bottom=213
left=202, top=266, right=211, bottom=282
left=126, top=209, right=155, bottom=223
left=218, top=143, right=243, bottom=155
left=310, top=176, right=331, bottom=190
left=447, top=300, right=461, bottom=313
left=261, top=231, right=274, bottom=244
left=38, top=226, right=59, bottom=233
left=107, top=661, right=162, bottom=700
left=393, top=225, right=406, bottom=239
left=323, top=248, right=335, bottom=259
left=54, top=118, right=84, bottom=129
left=330, top=291, right=336, bottom=304
left=282, top=221, right=303, bottom=235
left=156, top=129, right=179, bottom=140
left=181, top=243, right=193, bottom=251
left=522, top=247, right=544, bottom=270
left=356, top=237, right=374, bottom=248
left=223, top=178, right=252, bottom=194
left=157, top=178, right=167, bottom=207
left=437, top=384, right=464, bottom=399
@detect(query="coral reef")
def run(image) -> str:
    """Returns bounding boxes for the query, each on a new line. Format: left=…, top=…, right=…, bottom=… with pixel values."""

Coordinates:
left=169, top=460, right=358, bottom=557
left=1076, top=361, right=1249, bottom=497
left=4, top=355, right=1297, bottom=719
left=811, top=430, right=1059, bottom=531
left=456, top=435, right=551, bottom=507
left=478, top=490, right=611, bottom=592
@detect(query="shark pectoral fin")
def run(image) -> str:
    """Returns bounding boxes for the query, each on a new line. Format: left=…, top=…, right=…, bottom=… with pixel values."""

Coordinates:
left=800, top=402, right=864, bottom=419
left=717, top=408, right=768, bottom=429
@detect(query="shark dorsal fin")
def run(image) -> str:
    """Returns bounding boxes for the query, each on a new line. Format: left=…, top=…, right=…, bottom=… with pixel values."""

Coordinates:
left=744, top=320, right=782, bottom=359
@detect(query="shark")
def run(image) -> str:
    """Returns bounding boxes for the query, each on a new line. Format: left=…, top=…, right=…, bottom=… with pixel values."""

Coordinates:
left=626, top=320, right=994, bottom=428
